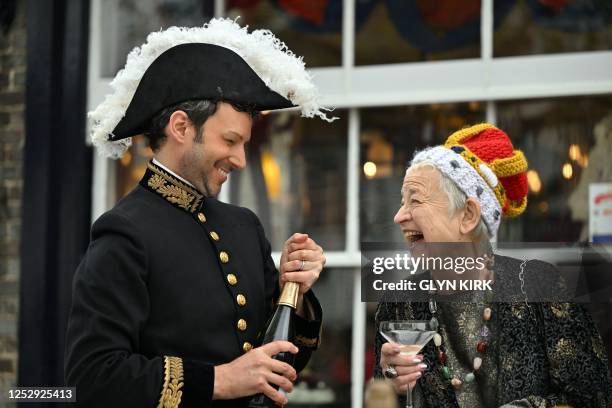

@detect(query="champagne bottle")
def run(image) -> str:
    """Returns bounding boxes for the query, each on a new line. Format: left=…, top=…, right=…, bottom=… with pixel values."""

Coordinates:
left=248, top=281, right=299, bottom=407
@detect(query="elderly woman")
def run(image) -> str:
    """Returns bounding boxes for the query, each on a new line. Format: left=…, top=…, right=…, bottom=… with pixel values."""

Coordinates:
left=374, top=124, right=612, bottom=407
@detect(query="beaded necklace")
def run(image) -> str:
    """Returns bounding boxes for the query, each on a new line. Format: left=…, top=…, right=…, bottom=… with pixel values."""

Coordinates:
left=428, top=254, right=495, bottom=389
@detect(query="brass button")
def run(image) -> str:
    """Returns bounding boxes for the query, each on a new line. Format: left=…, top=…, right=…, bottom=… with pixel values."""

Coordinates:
left=197, top=212, right=206, bottom=223
left=210, top=231, right=220, bottom=241
left=243, top=342, right=253, bottom=352
left=226, top=274, right=237, bottom=285
left=236, top=294, right=246, bottom=306
left=219, top=251, right=229, bottom=263
left=237, top=319, right=247, bottom=331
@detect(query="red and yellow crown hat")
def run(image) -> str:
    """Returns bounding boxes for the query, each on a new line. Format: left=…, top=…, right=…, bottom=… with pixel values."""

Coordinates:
left=445, top=123, right=528, bottom=217
left=412, top=123, right=528, bottom=237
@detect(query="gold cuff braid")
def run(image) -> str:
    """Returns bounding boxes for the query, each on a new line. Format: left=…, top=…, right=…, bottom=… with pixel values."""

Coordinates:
left=157, top=356, right=184, bottom=408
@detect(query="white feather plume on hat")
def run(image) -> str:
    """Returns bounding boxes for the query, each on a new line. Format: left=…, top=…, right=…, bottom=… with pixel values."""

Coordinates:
left=90, top=18, right=334, bottom=159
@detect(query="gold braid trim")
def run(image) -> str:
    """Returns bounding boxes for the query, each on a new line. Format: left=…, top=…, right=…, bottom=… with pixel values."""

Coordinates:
left=490, top=150, right=528, bottom=177
left=444, top=124, right=529, bottom=218
left=504, top=196, right=528, bottom=218
left=157, top=356, right=184, bottom=408
left=147, top=163, right=204, bottom=213
left=443, top=142, right=506, bottom=206
left=492, top=150, right=529, bottom=217
left=445, top=123, right=494, bottom=145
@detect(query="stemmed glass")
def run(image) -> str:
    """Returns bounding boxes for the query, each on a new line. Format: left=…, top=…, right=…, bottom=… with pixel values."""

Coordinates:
left=379, top=321, right=435, bottom=408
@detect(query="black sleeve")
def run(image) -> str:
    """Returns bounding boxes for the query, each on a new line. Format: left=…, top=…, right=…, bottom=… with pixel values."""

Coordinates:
left=64, top=211, right=213, bottom=408
left=249, top=208, right=323, bottom=373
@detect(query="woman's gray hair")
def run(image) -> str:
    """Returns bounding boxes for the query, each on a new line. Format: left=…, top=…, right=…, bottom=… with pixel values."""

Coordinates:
left=408, top=161, right=491, bottom=242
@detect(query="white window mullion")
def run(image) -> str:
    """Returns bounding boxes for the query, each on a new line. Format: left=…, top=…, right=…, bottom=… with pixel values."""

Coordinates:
left=351, top=267, right=366, bottom=408
left=347, top=107, right=365, bottom=407
left=342, top=0, right=364, bottom=404
left=486, top=100, right=497, bottom=125
left=215, top=0, right=225, bottom=18
left=482, top=0, right=495, bottom=127
left=89, top=0, right=110, bottom=222
left=481, top=0, right=494, bottom=79
left=342, top=0, right=356, bottom=65
left=346, top=108, right=359, bottom=254
left=483, top=0, right=496, bottom=241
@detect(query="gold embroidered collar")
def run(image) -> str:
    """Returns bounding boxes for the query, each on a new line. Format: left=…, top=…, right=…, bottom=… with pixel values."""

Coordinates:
left=140, top=161, right=204, bottom=214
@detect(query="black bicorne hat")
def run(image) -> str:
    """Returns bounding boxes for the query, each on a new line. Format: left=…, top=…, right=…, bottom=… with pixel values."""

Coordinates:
left=110, top=43, right=294, bottom=141
left=90, top=19, right=333, bottom=159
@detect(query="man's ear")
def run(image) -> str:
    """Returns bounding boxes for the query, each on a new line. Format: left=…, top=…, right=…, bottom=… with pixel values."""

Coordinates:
left=165, top=110, right=192, bottom=145
left=459, top=197, right=482, bottom=236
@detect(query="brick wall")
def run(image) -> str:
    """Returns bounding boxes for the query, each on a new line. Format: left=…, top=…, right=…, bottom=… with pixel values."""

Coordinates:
left=0, top=0, right=25, bottom=398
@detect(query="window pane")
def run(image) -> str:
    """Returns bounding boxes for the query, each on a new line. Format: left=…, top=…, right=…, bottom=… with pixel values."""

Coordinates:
left=288, top=268, right=353, bottom=407
left=100, top=0, right=215, bottom=77
left=225, top=1, right=342, bottom=67
left=494, top=0, right=612, bottom=57
left=232, top=111, right=348, bottom=252
left=496, top=95, right=612, bottom=242
left=359, top=103, right=486, bottom=242
left=116, top=135, right=153, bottom=200
left=355, top=0, right=481, bottom=66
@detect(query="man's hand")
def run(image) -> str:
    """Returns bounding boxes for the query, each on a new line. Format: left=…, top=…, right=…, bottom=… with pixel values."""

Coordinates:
left=279, top=233, right=326, bottom=295
left=213, top=341, right=298, bottom=405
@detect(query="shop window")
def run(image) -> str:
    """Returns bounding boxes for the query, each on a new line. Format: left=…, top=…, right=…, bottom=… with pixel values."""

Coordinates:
left=225, top=0, right=342, bottom=67
left=100, top=0, right=215, bottom=77
left=494, top=0, right=612, bottom=57
left=231, top=110, right=348, bottom=252
left=497, top=95, right=612, bottom=242
left=355, top=0, right=483, bottom=66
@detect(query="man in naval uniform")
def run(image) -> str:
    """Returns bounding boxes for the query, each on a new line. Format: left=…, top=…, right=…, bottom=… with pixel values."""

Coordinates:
left=65, top=19, right=334, bottom=408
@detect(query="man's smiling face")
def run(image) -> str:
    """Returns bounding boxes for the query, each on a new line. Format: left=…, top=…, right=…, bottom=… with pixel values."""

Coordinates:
left=179, top=102, right=253, bottom=197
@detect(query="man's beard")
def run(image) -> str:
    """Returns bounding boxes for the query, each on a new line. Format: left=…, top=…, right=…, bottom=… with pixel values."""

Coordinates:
left=179, top=151, right=218, bottom=198
left=201, top=175, right=217, bottom=198
left=193, top=169, right=218, bottom=198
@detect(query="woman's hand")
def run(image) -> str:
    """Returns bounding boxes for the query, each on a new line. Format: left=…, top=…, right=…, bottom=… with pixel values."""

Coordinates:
left=379, top=342, right=427, bottom=394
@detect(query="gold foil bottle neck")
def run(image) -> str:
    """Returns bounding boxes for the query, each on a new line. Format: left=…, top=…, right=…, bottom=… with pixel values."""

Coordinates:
left=277, top=281, right=299, bottom=308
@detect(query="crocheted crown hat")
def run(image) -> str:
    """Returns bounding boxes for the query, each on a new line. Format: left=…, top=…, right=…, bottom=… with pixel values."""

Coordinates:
left=90, top=18, right=334, bottom=159
left=411, top=123, right=528, bottom=237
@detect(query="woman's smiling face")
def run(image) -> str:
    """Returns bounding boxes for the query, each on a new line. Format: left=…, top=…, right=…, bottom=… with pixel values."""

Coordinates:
left=393, top=165, right=464, bottom=244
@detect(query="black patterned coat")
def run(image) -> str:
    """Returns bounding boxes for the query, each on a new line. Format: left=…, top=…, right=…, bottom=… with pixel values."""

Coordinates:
left=374, top=255, right=612, bottom=407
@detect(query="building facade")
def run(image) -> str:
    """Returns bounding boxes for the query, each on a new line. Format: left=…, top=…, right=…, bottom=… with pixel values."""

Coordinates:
left=6, top=0, right=612, bottom=407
